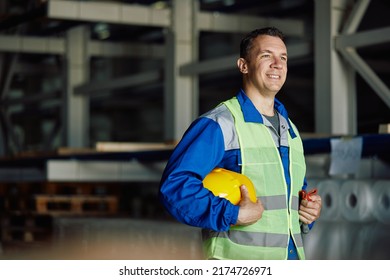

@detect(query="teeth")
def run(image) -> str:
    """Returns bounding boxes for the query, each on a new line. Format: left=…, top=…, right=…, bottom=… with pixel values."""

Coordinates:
left=268, top=74, right=279, bottom=79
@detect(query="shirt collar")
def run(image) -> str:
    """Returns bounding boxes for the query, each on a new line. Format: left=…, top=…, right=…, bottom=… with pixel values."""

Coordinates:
left=236, top=89, right=297, bottom=138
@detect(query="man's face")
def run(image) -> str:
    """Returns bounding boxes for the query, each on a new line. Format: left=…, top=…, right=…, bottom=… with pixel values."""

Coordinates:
left=242, top=35, right=288, bottom=95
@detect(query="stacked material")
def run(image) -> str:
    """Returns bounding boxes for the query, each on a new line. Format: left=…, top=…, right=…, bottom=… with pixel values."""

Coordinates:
left=303, top=179, right=390, bottom=260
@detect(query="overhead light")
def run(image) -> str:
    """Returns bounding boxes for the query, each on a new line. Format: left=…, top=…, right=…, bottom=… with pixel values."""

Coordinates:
left=94, top=23, right=110, bottom=40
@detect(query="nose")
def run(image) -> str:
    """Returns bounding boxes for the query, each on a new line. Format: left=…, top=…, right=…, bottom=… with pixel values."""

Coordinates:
left=271, top=57, right=283, bottom=69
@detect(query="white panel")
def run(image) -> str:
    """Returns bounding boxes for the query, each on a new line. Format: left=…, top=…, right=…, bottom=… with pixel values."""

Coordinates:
left=78, top=161, right=121, bottom=181
left=47, top=160, right=166, bottom=182
left=47, top=160, right=78, bottom=180
left=119, top=161, right=164, bottom=182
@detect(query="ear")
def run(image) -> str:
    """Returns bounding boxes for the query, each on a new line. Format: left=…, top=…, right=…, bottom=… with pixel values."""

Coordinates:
left=237, top=58, right=248, bottom=74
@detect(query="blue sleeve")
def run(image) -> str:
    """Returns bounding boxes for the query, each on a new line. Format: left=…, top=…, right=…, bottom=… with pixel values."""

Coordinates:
left=158, top=117, right=239, bottom=232
left=302, top=177, right=308, bottom=191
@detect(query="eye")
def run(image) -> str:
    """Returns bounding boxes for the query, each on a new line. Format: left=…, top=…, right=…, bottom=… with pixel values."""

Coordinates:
left=281, top=56, right=287, bottom=61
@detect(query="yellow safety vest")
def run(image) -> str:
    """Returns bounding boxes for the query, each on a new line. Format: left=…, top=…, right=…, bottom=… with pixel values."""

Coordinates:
left=203, top=97, right=306, bottom=260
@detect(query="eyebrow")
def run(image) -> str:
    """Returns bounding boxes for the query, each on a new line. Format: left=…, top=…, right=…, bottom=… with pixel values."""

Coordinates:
left=259, top=50, right=288, bottom=57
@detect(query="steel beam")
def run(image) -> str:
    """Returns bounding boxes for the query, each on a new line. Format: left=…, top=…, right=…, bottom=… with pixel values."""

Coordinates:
left=74, top=70, right=162, bottom=96
left=47, top=0, right=171, bottom=27
left=89, top=41, right=165, bottom=58
left=0, top=54, right=18, bottom=99
left=47, top=1, right=304, bottom=36
left=335, top=0, right=390, bottom=110
left=0, top=91, right=60, bottom=107
left=180, top=54, right=235, bottom=76
left=338, top=48, right=390, bottom=108
left=0, top=34, right=165, bottom=58
left=197, top=11, right=305, bottom=36
left=336, top=27, right=390, bottom=49
left=0, top=35, right=65, bottom=54
left=341, top=0, right=370, bottom=34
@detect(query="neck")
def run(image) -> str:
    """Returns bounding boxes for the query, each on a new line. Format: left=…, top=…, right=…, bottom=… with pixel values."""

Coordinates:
left=244, top=88, right=275, bottom=116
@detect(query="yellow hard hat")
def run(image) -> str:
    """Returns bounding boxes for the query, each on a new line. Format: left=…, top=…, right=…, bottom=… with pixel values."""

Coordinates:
left=203, top=168, right=257, bottom=205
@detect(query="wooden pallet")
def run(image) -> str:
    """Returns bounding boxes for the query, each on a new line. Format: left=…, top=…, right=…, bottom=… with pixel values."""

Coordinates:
left=3, top=196, right=34, bottom=212
left=1, top=227, right=51, bottom=243
left=1, top=213, right=52, bottom=228
left=1, top=214, right=53, bottom=243
left=34, top=195, right=118, bottom=215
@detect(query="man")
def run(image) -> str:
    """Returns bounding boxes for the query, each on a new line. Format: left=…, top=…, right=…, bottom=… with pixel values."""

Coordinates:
left=159, top=27, right=322, bottom=260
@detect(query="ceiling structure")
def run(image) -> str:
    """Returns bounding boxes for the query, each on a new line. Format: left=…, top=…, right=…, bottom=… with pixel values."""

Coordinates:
left=0, top=0, right=389, bottom=156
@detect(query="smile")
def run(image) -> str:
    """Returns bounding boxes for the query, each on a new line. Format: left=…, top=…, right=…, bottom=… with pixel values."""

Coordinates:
left=267, top=74, right=280, bottom=79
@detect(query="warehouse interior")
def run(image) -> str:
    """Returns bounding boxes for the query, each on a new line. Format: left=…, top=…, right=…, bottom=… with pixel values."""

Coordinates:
left=0, top=0, right=389, bottom=259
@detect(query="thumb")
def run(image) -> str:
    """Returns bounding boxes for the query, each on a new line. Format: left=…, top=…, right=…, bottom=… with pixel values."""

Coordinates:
left=240, top=184, right=249, bottom=200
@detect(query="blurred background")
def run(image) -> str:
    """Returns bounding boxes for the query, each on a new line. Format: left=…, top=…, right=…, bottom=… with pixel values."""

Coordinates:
left=0, top=0, right=389, bottom=259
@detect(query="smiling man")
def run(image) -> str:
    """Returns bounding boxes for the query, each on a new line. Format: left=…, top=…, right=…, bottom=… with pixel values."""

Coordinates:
left=159, top=27, right=322, bottom=260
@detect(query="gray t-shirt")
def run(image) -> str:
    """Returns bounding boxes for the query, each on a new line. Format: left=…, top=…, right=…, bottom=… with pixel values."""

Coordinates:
left=263, top=113, right=280, bottom=137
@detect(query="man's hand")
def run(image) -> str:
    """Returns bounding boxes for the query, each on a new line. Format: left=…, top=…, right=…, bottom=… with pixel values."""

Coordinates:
left=236, top=185, right=264, bottom=226
left=299, top=193, right=322, bottom=224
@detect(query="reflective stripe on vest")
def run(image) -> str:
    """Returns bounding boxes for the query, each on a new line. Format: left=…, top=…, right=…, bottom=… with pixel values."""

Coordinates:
left=203, top=97, right=306, bottom=260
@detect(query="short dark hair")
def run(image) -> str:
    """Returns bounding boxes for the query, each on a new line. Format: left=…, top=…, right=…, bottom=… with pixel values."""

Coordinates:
left=240, top=27, right=285, bottom=59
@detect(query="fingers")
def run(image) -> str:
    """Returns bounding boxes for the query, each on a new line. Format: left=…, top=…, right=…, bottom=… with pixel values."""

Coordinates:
left=309, top=194, right=322, bottom=203
left=299, top=196, right=322, bottom=224
left=299, top=209, right=317, bottom=224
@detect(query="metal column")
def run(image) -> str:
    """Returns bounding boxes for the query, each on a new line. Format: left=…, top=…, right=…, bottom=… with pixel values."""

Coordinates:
left=164, top=0, right=197, bottom=142
left=65, top=26, right=90, bottom=147
left=314, top=0, right=357, bottom=135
